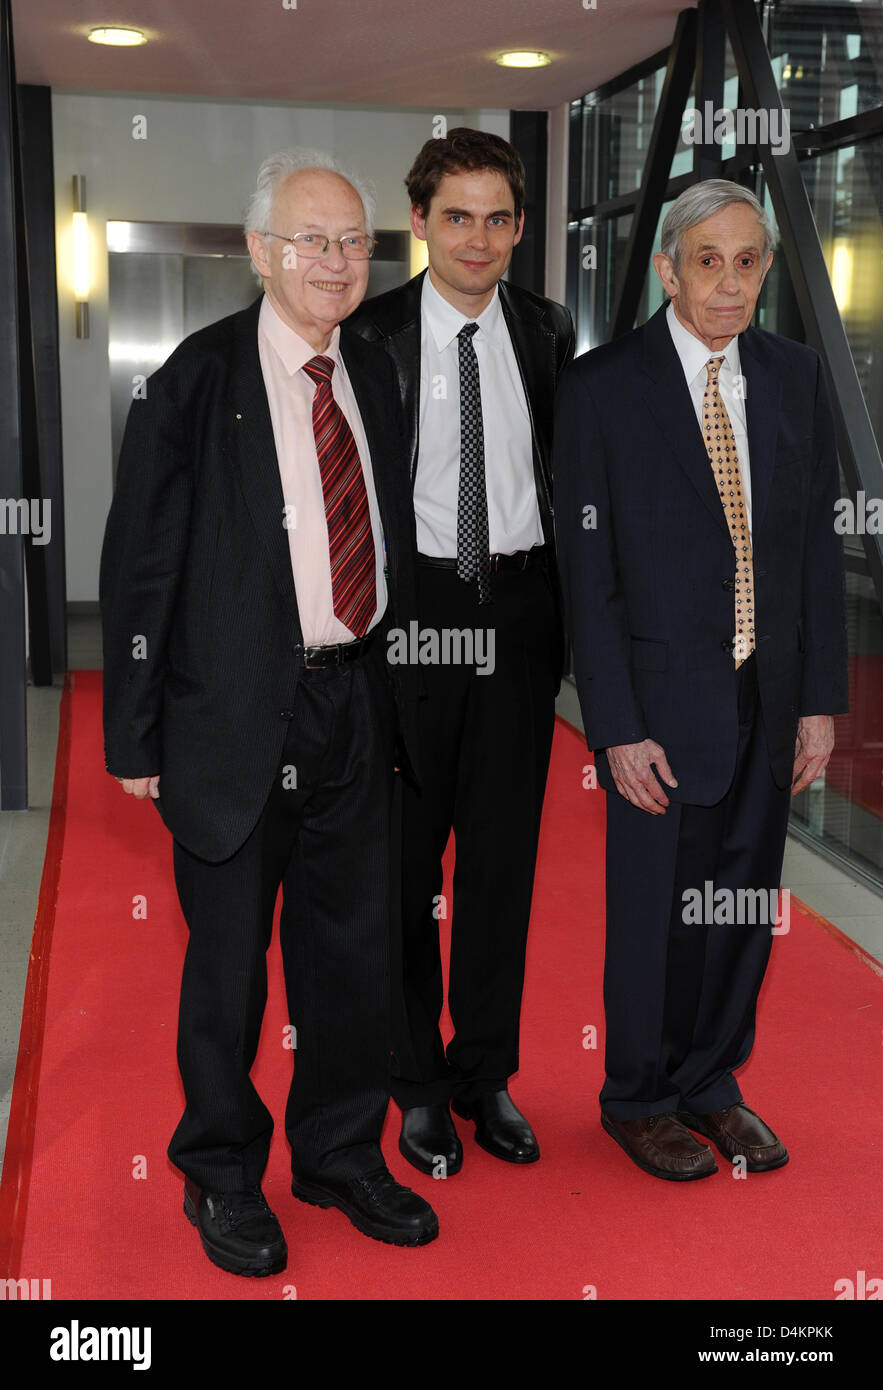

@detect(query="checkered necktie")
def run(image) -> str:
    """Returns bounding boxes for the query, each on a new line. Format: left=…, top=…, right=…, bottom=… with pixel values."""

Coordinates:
left=456, top=322, right=491, bottom=604
left=302, top=355, right=376, bottom=637
left=702, top=356, right=755, bottom=667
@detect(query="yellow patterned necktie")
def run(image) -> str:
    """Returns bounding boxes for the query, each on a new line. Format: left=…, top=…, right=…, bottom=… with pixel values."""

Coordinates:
left=702, top=356, right=755, bottom=668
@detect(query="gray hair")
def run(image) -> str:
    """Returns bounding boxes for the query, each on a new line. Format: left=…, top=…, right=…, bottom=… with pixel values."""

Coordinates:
left=244, top=147, right=377, bottom=282
left=660, top=179, right=778, bottom=270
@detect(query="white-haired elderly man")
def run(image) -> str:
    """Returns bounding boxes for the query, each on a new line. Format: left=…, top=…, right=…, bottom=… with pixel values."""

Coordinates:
left=100, top=149, right=438, bottom=1275
left=554, top=178, right=847, bottom=1181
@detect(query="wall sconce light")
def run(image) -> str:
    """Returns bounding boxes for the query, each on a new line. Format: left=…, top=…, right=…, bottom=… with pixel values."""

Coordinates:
left=72, top=175, right=90, bottom=339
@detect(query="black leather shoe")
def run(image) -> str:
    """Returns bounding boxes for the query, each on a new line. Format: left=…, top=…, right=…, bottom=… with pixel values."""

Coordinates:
left=399, top=1104, right=463, bottom=1177
left=451, top=1090, right=540, bottom=1164
left=183, top=1178, right=287, bottom=1276
left=292, top=1166, right=439, bottom=1245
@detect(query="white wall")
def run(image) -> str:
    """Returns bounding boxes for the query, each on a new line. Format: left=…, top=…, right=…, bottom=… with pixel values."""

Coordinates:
left=52, top=94, right=509, bottom=602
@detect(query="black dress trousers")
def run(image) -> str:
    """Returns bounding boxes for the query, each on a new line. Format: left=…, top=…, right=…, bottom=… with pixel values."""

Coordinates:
left=167, top=638, right=397, bottom=1191
left=391, top=556, right=559, bottom=1109
left=601, top=654, right=792, bottom=1120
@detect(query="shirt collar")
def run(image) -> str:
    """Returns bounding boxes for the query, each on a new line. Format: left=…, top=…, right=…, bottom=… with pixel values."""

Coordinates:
left=666, top=299, right=741, bottom=388
left=421, top=271, right=504, bottom=352
left=259, top=292, right=342, bottom=376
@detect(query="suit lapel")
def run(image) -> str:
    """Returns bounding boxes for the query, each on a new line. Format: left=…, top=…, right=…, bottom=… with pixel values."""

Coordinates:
left=377, top=273, right=424, bottom=481
left=640, top=306, right=731, bottom=539
left=227, top=298, right=300, bottom=624
left=340, top=330, right=398, bottom=560
left=498, top=280, right=553, bottom=432
left=738, top=327, right=780, bottom=537
left=384, top=320, right=421, bottom=481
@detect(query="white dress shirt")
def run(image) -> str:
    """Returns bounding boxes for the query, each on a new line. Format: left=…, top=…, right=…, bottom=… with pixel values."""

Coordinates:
left=258, top=294, right=387, bottom=646
left=414, top=273, right=543, bottom=558
left=666, top=299, right=753, bottom=541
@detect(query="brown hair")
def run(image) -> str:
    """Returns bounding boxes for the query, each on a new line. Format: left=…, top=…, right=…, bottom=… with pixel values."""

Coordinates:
left=405, top=128, right=526, bottom=221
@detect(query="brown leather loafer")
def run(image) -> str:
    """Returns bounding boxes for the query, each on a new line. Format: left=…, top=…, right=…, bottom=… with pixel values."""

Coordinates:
left=601, top=1111, right=717, bottom=1180
left=677, top=1102, right=789, bottom=1171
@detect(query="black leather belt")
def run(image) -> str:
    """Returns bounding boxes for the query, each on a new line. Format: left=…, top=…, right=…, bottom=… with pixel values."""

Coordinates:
left=417, top=545, right=548, bottom=573
left=295, top=630, right=375, bottom=669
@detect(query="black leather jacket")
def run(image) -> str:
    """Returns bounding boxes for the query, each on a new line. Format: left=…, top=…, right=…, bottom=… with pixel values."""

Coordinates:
left=346, top=269, right=575, bottom=550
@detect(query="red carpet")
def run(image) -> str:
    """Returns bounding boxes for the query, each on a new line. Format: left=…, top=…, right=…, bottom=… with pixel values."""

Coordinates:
left=2, top=670, right=882, bottom=1300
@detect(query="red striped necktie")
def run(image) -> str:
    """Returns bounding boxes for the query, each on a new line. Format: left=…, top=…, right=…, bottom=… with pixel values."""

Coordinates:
left=302, top=354, right=377, bottom=638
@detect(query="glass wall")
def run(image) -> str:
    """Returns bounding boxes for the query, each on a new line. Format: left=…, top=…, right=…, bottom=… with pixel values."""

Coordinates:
left=565, top=0, right=883, bottom=892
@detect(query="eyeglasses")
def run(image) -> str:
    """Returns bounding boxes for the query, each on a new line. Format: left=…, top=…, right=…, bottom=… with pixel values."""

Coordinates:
left=262, top=230, right=378, bottom=260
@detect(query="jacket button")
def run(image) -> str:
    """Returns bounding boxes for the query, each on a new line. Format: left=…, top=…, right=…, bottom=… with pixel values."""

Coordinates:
left=280, top=710, right=294, bottom=720
left=721, top=638, right=735, bottom=653
left=721, top=578, right=735, bottom=592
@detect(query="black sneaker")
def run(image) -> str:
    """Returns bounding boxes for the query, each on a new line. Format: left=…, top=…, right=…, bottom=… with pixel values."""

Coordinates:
left=292, top=1166, right=438, bottom=1245
left=184, top=1178, right=287, bottom=1276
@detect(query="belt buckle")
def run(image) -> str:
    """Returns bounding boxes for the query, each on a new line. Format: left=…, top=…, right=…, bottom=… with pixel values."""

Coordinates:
left=303, top=644, right=331, bottom=669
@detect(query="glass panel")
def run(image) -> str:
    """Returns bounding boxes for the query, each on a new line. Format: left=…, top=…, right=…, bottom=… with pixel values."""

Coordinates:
left=672, top=38, right=739, bottom=175
left=570, top=214, right=632, bottom=354
left=580, top=69, right=667, bottom=205
left=802, top=138, right=883, bottom=458
left=758, top=165, right=883, bottom=888
left=791, top=572, right=883, bottom=882
left=769, top=0, right=883, bottom=127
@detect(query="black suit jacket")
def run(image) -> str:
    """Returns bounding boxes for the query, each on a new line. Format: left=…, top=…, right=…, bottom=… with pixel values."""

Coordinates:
left=100, top=294, right=420, bottom=862
left=346, top=271, right=575, bottom=677
left=553, top=302, right=849, bottom=804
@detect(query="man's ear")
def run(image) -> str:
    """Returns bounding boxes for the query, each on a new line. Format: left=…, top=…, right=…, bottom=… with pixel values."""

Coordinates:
left=246, top=230, right=270, bottom=280
left=409, top=204, right=428, bottom=242
left=759, top=250, right=774, bottom=284
left=652, top=250, right=679, bottom=299
left=512, top=208, right=525, bottom=247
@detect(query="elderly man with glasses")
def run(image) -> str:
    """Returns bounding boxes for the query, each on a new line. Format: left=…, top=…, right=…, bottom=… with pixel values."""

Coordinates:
left=100, top=148, right=438, bottom=1277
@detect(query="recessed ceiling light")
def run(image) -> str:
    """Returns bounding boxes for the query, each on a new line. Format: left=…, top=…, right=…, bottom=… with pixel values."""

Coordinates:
left=496, top=52, right=551, bottom=69
left=88, top=27, right=146, bottom=46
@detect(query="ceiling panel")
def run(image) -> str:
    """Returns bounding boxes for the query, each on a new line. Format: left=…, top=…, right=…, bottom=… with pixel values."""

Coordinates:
left=13, top=0, right=689, bottom=108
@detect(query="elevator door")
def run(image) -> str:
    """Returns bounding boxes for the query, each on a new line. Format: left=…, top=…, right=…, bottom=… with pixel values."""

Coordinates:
left=108, top=223, right=257, bottom=479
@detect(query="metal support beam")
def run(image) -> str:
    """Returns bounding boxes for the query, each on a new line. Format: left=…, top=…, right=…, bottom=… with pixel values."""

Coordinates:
left=722, top=0, right=883, bottom=610
left=0, top=0, right=27, bottom=809
left=18, top=85, right=66, bottom=677
left=15, top=118, right=51, bottom=688
left=510, top=110, right=548, bottom=296
left=694, top=0, right=727, bottom=181
left=610, top=7, right=697, bottom=338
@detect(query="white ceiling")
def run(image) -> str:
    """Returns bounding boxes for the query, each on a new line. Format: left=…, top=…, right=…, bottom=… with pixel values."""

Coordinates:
left=13, top=0, right=690, bottom=109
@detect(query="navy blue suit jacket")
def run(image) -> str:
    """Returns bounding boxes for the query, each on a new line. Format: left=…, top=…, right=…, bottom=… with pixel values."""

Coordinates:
left=552, top=302, right=849, bottom=805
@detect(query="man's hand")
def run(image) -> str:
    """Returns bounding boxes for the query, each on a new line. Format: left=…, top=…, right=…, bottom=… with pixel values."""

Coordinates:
left=792, top=715, right=835, bottom=795
left=116, top=775, right=160, bottom=800
left=606, top=739, right=678, bottom=814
